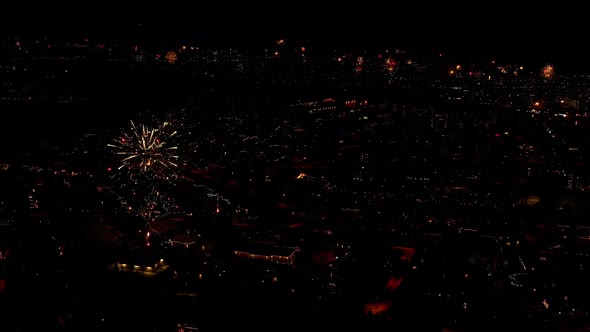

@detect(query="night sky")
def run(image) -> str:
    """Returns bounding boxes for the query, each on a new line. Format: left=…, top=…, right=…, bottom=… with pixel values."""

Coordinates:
left=1, top=1, right=587, bottom=70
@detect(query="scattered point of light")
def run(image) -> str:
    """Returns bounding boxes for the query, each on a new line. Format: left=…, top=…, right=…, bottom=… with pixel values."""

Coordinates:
left=456, top=65, right=461, bottom=70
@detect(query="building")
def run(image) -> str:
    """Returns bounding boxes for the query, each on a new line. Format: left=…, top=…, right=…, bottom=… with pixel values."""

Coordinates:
left=112, top=250, right=169, bottom=277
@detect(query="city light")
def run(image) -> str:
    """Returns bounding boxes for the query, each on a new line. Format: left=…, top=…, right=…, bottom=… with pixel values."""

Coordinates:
left=5, top=30, right=590, bottom=332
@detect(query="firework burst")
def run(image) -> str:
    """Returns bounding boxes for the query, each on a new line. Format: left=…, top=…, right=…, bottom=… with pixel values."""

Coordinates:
left=127, top=187, right=177, bottom=223
left=542, top=64, right=554, bottom=79
left=108, top=120, right=180, bottom=180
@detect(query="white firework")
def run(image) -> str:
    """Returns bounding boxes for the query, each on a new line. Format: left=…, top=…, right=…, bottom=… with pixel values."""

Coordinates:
left=108, top=120, right=180, bottom=178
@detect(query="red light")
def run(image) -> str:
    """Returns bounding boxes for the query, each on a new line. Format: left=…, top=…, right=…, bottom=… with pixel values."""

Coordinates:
left=107, top=167, right=112, bottom=171
left=495, top=133, right=501, bottom=137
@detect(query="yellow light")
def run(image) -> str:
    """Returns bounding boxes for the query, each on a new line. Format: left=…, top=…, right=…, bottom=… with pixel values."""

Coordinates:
left=456, top=65, right=461, bottom=70
left=534, top=102, right=540, bottom=106
left=449, top=70, right=455, bottom=75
